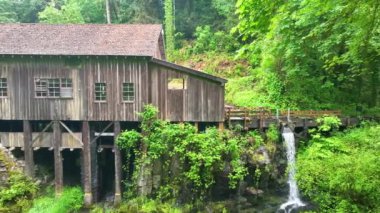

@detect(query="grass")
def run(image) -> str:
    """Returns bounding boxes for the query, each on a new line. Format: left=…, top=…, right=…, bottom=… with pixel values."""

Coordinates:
left=29, top=186, right=83, bottom=213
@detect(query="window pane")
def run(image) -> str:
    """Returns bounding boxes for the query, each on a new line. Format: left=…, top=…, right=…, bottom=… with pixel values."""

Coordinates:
left=0, top=78, right=7, bottom=97
left=35, top=78, right=48, bottom=97
left=61, top=79, right=72, bottom=88
left=123, top=83, right=134, bottom=102
left=48, top=79, right=60, bottom=97
left=60, top=78, right=73, bottom=98
left=95, top=83, right=107, bottom=101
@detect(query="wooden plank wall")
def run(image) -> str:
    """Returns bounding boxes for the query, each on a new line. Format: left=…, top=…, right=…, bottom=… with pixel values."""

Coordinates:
left=83, top=57, right=149, bottom=121
left=148, top=63, right=225, bottom=122
left=0, top=56, right=224, bottom=122
left=0, top=57, right=84, bottom=120
left=0, top=132, right=82, bottom=148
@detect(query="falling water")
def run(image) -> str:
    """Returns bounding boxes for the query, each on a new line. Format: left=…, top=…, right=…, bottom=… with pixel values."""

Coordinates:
left=279, top=127, right=305, bottom=213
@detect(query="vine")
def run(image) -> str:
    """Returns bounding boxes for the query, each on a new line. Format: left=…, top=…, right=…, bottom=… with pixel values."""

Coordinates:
left=116, top=105, right=253, bottom=201
left=164, top=0, right=175, bottom=59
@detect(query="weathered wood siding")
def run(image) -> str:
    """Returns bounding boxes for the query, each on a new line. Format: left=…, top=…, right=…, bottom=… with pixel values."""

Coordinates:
left=0, top=132, right=82, bottom=148
left=0, top=57, right=84, bottom=120
left=0, top=56, right=224, bottom=122
left=83, top=58, right=149, bottom=121
left=148, top=63, right=224, bottom=122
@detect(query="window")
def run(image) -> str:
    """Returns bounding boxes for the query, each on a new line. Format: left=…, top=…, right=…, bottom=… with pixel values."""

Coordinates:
left=95, top=83, right=107, bottom=102
left=0, top=78, right=7, bottom=97
left=35, top=78, right=48, bottom=97
left=60, top=79, right=73, bottom=98
left=122, top=83, right=134, bottom=102
left=48, top=78, right=60, bottom=97
left=168, top=78, right=187, bottom=90
left=34, top=78, right=73, bottom=98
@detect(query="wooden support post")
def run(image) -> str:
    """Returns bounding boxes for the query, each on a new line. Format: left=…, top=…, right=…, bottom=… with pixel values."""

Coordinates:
left=53, top=121, right=63, bottom=196
left=194, top=122, right=199, bottom=132
left=218, top=122, right=224, bottom=131
left=82, top=121, right=92, bottom=206
left=114, top=121, right=122, bottom=205
left=23, top=120, right=34, bottom=178
left=90, top=128, right=98, bottom=202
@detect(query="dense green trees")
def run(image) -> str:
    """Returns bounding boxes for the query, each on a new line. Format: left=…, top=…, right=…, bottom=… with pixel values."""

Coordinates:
left=297, top=123, right=380, bottom=212
left=39, top=0, right=85, bottom=23
left=232, top=0, right=380, bottom=111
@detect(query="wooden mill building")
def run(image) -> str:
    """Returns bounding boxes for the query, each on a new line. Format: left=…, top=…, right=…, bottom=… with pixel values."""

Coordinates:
left=0, top=24, right=226, bottom=204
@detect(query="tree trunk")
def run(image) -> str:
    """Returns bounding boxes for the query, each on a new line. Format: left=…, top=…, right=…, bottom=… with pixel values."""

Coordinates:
left=105, top=0, right=111, bottom=24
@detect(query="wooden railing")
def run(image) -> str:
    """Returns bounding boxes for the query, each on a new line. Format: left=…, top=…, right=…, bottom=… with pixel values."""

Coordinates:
left=225, top=107, right=271, bottom=120
left=225, top=108, right=341, bottom=120
left=279, top=110, right=341, bottom=118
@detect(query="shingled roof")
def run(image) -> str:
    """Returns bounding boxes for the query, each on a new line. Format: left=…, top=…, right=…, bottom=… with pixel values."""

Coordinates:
left=0, top=24, right=163, bottom=56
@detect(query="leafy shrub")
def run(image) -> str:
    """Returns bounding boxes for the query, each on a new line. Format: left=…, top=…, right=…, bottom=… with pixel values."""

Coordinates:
left=191, top=25, right=238, bottom=54
left=309, top=116, right=342, bottom=139
left=297, top=124, right=380, bottom=212
left=29, top=186, right=83, bottom=213
left=117, top=105, right=253, bottom=200
left=114, top=197, right=186, bottom=213
left=0, top=151, right=38, bottom=212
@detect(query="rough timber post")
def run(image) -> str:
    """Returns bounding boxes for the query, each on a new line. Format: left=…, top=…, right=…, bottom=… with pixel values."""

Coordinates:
left=194, top=122, right=199, bottom=132
left=23, top=120, right=34, bottom=177
left=218, top=122, right=224, bottom=131
left=114, top=121, right=122, bottom=205
left=53, top=120, right=63, bottom=195
left=82, top=121, right=92, bottom=205
left=90, top=128, right=98, bottom=202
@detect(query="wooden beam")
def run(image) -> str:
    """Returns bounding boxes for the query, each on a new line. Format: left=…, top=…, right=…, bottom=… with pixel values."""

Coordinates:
left=59, top=121, right=83, bottom=147
left=23, top=120, right=34, bottom=178
left=32, top=121, right=53, bottom=145
left=90, top=122, right=114, bottom=145
left=82, top=121, right=92, bottom=206
left=114, top=121, right=122, bottom=205
left=53, top=121, right=63, bottom=195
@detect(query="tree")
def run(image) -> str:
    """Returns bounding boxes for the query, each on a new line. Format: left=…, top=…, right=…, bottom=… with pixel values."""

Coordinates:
left=232, top=0, right=380, bottom=111
left=39, top=0, right=85, bottom=24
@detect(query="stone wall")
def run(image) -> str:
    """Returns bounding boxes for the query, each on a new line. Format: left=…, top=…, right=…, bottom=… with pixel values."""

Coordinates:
left=0, top=144, right=24, bottom=186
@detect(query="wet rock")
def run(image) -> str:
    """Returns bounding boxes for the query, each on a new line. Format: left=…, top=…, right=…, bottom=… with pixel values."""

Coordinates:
left=245, top=187, right=264, bottom=196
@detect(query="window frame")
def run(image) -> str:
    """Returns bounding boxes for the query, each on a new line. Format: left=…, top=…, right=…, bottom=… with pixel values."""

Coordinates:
left=0, top=78, right=8, bottom=98
left=34, top=78, right=74, bottom=99
left=168, top=77, right=187, bottom=90
left=60, top=78, right=73, bottom=99
left=94, top=82, right=107, bottom=103
left=122, top=82, right=135, bottom=103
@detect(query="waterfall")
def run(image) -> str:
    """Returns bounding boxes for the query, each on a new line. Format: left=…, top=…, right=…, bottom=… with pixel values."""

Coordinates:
left=279, top=127, right=305, bottom=213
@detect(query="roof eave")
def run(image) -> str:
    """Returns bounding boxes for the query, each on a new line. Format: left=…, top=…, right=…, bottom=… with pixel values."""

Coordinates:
left=150, top=58, right=227, bottom=85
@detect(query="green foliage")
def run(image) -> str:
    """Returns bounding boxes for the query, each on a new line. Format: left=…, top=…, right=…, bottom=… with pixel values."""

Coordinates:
left=175, top=0, right=236, bottom=39
left=117, top=105, right=252, bottom=200
left=0, top=173, right=37, bottom=205
left=38, top=0, right=85, bottom=24
left=0, top=0, right=18, bottom=22
left=0, top=172, right=37, bottom=212
left=191, top=25, right=239, bottom=54
left=297, top=124, right=380, bottom=212
left=0, top=150, right=38, bottom=212
left=309, top=116, right=342, bottom=139
left=164, top=0, right=175, bottom=59
left=233, top=0, right=380, bottom=109
left=114, top=197, right=188, bottom=213
left=29, top=186, right=84, bottom=213
left=266, top=124, right=279, bottom=143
